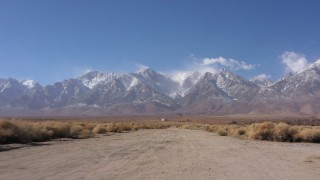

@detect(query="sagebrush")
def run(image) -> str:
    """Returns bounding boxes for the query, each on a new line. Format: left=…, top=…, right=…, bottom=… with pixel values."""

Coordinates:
left=0, top=120, right=171, bottom=144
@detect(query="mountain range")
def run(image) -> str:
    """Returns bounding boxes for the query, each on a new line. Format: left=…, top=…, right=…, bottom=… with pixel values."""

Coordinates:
left=1, top=62, right=320, bottom=117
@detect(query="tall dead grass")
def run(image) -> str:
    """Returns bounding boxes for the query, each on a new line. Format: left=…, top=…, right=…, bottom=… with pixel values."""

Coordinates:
left=0, top=120, right=172, bottom=144
left=246, top=122, right=320, bottom=143
left=0, top=120, right=95, bottom=144
left=1, top=119, right=319, bottom=144
left=178, top=122, right=320, bottom=143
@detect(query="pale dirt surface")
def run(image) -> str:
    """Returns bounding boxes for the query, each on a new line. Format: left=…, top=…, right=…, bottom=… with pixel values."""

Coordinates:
left=0, top=128, right=319, bottom=180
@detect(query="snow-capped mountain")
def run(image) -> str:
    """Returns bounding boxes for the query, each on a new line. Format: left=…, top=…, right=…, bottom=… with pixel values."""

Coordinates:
left=214, top=69, right=259, bottom=100
left=132, top=68, right=180, bottom=98
left=268, top=61, right=320, bottom=115
left=2, top=62, right=320, bottom=116
left=0, top=78, right=28, bottom=105
left=251, top=75, right=273, bottom=87
left=170, top=71, right=202, bottom=97
left=271, top=61, right=320, bottom=98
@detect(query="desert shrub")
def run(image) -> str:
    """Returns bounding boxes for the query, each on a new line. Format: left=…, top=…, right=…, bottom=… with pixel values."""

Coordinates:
left=272, top=123, right=298, bottom=142
left=0, top=120, right=21, bottom=143
left=80, top=129, right=94, bottom=138
left=37, top=128, right=54, bottom=141
left=1, top=120, right=318, bottom=144
left=26, top=123, right=52, bottom=142
left=178, top=121, right=319, bottom=143
left=0, top=120, right=53, bottom=143
left=69, top=124, right=84, bottom=137
left=206, top=125, right=219, bottom=133
left=92, top=124, right=107, bottom=134
left=118, top=123, right=132, bottom=132
left=131, top=123, right=140, bottom=131
left=295, top=128, right=320, bottom=143
left=245, top=122, right=320, bottom=143
left=0, top=120, right=96, bottom=144
left=128, top=122, right=172, bottom=131
left=138, top=123, right=152, bottom=129
left=247, top=122, right=275, bottom=140
left=81, top=123, right=96, bottom=131
left=153, top=123, right=172, bottom=129
left=178, top=124, right=203, bottom=130
left=237, top=128, right=246, bottom=136
left=45, top=122, right=73, bottom=138
left=106, top=123, right=120, bottom=132
left=217, top=129, right=228, bottom=136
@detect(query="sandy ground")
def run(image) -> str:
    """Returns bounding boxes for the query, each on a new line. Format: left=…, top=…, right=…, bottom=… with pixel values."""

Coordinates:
left=0, top=128, right=319, bottom=180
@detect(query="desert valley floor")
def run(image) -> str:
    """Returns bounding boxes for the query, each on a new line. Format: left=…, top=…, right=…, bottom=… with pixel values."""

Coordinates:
left=1, top=128, right=319, bottom=180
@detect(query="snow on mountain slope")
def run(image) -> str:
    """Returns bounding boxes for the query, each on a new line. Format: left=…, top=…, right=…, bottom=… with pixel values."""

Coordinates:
left=44, top=79, right=90, bottom=107
left=2, top=64, right=320, bottom=115
left=180, top=72, right=233, bottom=106
left=214, top=69, right=259, bottom=100
left=251, top=75, right=273, bottom=87
left=132, top=67, right=180, bottom=98
left=170, top=71, right=203, bottom=97
left=271, top=61, right=320, bottom=98
left=21, top=80, right=39, bottom=89
left=79, top=71, right=138, bottom=90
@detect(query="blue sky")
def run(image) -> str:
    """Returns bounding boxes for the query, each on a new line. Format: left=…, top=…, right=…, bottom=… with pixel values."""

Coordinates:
left=1, top=0, right=320, bottom=85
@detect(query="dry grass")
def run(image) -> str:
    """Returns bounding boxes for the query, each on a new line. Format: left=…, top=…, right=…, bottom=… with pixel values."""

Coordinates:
left=92, top=124, right=107, bottom=134
left=0, top=120, right=172, bottom=144
left=178, top=122, right=320, bottom=143
left=0, top=120, right=96, bottom=144
left=176, top=124, right=203, bottom=130
left=245, top=122, right=320, bottom=143
left=217, top=129, right=228, bottom=136
left=1, top=119, right=319, bottom=144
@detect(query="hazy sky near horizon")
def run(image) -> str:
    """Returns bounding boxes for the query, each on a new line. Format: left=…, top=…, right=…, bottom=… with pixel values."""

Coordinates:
left=1, top=0, right=320, bottom=85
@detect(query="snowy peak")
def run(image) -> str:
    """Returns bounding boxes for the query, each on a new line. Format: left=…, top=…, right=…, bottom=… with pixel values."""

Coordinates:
left=297, top=59, right=320, bottom=74
left=276, top=60, right=320, bottom=85
left=79, top=71, right=138, bottom=90
left=178, top=71, right=202, bottom=95
left=0, top=78, right=27, bottom=92
left=136, top=67, right=157, bottom=78
left=251, top=75, right=273, bottom=87
left=251, top=79, right=273, bottom=87
left=269, top=60, right=320, bottom=101
left=21, top=80, right=41, bottom=89
left=216, top=69, right=254, bottom=85
left=171, top=71, right=202, bottom=86
left=213, top=69, right=259, bottom=100
left=133, top=68, right=180, bottom=97
left=3, top=65, right=320, bottom=115
left=80, top=71, right=117, bottom=89
left=135, top=67, right=173, bottom=86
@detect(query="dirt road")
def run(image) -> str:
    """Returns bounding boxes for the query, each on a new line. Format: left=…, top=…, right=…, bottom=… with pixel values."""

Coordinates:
left=0, top=128, right=319, bottom=180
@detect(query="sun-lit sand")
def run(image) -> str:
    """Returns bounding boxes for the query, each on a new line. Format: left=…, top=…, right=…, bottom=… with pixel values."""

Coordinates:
left=1, top=128, right=319, bottom=180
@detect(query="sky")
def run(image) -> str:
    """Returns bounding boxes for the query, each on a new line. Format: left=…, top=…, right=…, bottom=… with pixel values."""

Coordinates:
left=1, top=0, right=320, bottom=85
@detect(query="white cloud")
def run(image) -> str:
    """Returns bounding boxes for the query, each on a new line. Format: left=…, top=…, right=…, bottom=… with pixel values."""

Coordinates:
left=281, top=51, right=309, bottom=73
left=251, top=74, right=271, bottom=81
left=201, top=57, right=257, bottom=70
left=166, top=67, right=216, bottom=85
left=135, top=64, right=150, bottom=72
left=169, top=70, right=195, bottom=84
left=164, top=55, right=257, bottom=84
left=83, top=68, right=93, bottom=74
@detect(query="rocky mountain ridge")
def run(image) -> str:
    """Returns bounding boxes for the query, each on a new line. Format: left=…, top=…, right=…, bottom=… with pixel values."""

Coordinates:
left=1, top=62, right=320, bottom=116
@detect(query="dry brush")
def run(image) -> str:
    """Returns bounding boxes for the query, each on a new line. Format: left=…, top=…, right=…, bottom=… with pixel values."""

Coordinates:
left=0, top=120, right=172, bottom=144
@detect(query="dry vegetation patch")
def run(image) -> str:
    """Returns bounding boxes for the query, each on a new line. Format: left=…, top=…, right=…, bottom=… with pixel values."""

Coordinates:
left=0, top=120, right=172, bottom=144
left=178, top=122, right=320, bottom=143
left=1, top=119, right=319, bottom=144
